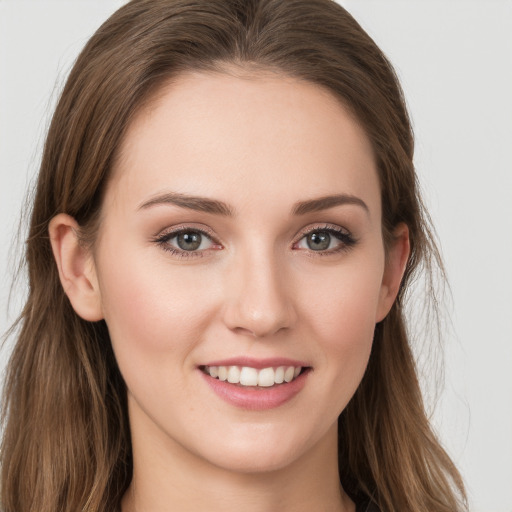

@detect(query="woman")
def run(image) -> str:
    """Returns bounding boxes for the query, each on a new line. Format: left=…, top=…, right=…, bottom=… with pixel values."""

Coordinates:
left=1, top=0, right=467, bottom=511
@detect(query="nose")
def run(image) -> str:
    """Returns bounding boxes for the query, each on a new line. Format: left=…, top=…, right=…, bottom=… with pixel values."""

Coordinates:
left=222, top=249, right=297, bottom=338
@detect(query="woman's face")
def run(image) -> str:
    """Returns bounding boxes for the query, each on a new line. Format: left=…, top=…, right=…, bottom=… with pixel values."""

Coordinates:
left=90, top=70, right=398, bottom=473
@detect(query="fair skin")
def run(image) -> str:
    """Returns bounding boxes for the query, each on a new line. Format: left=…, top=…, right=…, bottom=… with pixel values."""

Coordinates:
left=49, top=70, right=409, bottom=512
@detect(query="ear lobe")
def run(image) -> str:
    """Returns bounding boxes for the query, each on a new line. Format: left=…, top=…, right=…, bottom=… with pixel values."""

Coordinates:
left=48, top=213, right=104, bottom=322
left=376, top=223, right=410, bottom=323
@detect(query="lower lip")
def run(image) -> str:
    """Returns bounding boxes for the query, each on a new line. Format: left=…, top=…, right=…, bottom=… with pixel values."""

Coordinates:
left=200, top=369, right=310, bottom=411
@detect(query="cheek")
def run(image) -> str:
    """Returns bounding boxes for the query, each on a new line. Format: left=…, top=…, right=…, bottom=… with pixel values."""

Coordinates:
left=302, top=255, right=383, bottom=339
left=96, top=245, right=220, bottom=366
left=297, top=253, right=384, bottom=388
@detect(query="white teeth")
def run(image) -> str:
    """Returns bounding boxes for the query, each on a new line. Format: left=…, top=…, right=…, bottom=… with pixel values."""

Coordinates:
left=284, top=366, right=295, bottom=383
left=204, top=365, right=303, bottom=387
left=239, top=367, right=258, bottom=386
left=227, top=366, right=241, bottom=384
left=258, top=367, right=275, bottom=387
left=218, top=366, right=227, bottom=381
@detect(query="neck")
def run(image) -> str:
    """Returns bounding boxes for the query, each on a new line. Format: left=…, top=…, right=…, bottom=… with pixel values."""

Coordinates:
left=122, top=420, right=354, bottom=512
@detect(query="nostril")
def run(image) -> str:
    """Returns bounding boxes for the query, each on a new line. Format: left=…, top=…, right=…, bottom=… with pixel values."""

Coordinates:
left=232, top=326, right=261, bottom=338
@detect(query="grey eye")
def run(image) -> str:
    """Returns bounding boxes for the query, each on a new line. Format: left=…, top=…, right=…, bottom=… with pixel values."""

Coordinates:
left=176, top=231, right=203, bottom=251
left=306, top=231, right=331, bottom=251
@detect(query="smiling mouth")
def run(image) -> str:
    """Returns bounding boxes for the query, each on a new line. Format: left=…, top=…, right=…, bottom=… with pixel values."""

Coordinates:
left=200, top=365, right=308, bottom=388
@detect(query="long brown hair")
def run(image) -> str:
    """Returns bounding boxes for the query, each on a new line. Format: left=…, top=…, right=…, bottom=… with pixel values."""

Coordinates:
left=1, top=1, right=467, bottom=510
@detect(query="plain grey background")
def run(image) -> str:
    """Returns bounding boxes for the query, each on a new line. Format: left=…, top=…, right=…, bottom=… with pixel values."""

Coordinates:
left=1, top=1, right=511, bottom=511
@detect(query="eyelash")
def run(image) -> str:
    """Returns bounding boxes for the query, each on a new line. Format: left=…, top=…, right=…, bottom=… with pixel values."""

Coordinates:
left=293, top=224, right=357, bottom=256
left=152, top=226, right=220, bottom=259
left=152, top=224, right=357, bottom=259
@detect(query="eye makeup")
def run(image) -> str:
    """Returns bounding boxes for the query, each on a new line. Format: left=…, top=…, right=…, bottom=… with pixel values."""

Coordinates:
left=151, top=224, right=222, bottom=259
left=292, top=223, right=357, bottom=256
left=151, top=221, right=357, bottom=260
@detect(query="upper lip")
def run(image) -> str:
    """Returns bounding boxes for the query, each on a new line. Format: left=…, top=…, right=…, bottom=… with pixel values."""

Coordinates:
left=200, top=357, right=310, bottom=369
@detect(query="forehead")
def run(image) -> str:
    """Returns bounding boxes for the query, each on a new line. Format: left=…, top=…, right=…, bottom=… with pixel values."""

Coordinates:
left=108, top=70, right=380, bottom=218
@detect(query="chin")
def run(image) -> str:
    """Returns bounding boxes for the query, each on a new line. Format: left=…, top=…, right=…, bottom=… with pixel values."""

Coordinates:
left=194, top=422, right=332, bottom=476
left=208, top=448, right=301, bottom=475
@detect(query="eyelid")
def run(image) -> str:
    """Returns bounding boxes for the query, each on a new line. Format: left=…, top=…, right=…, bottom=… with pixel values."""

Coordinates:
left=151, top=223, right=223, bottom=257
left=292, top=223, right=357, bottom=253
left=151, top=222, right=356, bottom=258
left=154, top=223, right=219, bottom=241
left=292, top=223, right=351, bottom=242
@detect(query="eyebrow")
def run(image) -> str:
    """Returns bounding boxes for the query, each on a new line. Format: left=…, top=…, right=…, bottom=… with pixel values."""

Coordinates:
left=138, top=192, right=234, bottom=216
left=138, top=191, right=369, bottom=216
left=292, top=194, right=369, bottom=216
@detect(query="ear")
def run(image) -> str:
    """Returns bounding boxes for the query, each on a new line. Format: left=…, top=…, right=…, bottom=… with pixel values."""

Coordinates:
left=48, top=213, right=104, bottom=321
left=376, top=223, right=410, bottom=322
